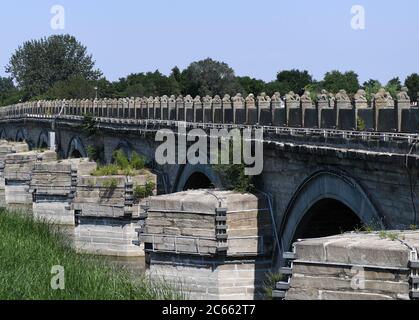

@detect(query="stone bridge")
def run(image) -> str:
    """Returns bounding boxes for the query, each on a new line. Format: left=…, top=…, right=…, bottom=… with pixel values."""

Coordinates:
left=0, top=91, right=417, bottom=269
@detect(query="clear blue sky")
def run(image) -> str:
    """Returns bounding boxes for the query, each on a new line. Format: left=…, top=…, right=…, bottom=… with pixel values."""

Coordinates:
left=1, top=0, right=418, bottom=84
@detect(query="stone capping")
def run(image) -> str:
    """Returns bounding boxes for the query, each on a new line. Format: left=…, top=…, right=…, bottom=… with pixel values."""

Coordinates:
left=282, top=231, right=419, bottom=300
left=141, top=190, right=272, bottom=258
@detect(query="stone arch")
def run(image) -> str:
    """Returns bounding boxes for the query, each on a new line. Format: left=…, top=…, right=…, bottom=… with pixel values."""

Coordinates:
left=15, top=128, right=27, bottom=142
left=173, top=163, right=222, bottom=192
left=37, top=131, right=49, bottom=149
left=279, top=170, right=386, bottom=254
left=67, top=136, right=87, bottom=159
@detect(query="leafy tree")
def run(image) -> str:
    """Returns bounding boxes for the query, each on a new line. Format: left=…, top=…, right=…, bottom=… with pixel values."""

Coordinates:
left=237, top=76, right=266, bottom=96
left=276, top=69, right=313, bottom=95
left=6, top=34, right=102, bottom=98
left=115, top=70, right=180, bottom=97
left=42, top=76, right=96, bottom=100
left=405, top=73, right=419, bottom=102
left=323, top=70, right=360, bottom=94
left=362, top=79, right=382, bottom=101
left=385, top=77, right=402, bottom=99
left=0, top=77, right=24, bottom=106
left=180, top=58, right=243, bottom=97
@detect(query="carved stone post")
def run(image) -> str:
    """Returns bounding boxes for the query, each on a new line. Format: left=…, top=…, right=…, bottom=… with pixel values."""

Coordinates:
left=232, top=94, right=245, bottom=125
left=222, top=94, right=233, bottom=124
left=212, top=95, right=222, bottom=124
left=258, top=93, right=272, bottom=126
left=396, top=87, right=411, bottom=132
left=193, top=96, right=203, bottom=123
left=285, top=92, right=301, bottom=127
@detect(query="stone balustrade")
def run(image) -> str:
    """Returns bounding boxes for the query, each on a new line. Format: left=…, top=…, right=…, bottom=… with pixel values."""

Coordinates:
left=0, top=88, right=417, bottom=133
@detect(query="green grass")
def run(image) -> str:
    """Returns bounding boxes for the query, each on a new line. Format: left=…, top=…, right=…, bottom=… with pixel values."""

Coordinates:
left=0, top=209, right=185, bottom=300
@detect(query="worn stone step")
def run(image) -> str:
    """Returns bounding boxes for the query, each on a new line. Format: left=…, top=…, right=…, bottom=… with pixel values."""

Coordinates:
left=276, top=282, right=290, bottom=290
left=272, top=290, right=286, bottom=299
left=283, top=252, right=296, bottom=260
left=279, top=267, right=293, bottom=275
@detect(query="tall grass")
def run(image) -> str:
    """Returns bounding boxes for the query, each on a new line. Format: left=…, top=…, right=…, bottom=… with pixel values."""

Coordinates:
left=0, top=209, right=185, bottom=300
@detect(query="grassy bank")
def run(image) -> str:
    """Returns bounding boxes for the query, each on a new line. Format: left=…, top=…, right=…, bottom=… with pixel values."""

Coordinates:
left=0, top=209, right=183, bottom=300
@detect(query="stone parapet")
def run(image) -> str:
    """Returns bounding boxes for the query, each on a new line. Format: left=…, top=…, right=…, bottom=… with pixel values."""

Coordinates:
left=1, top=88, right=415, bottom=133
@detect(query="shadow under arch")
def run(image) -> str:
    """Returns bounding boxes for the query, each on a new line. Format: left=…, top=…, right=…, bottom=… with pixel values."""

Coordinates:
left=67, top=136, right=87, bottom=158
left=0, top=130, right=6, bottom=140
left=279, top=170, right=387, bottom=255
left=15, top=129, right=27, bottom=142
left=37, top=131, right=49, bottom=149
left=173, top=163, right=223, bottom=193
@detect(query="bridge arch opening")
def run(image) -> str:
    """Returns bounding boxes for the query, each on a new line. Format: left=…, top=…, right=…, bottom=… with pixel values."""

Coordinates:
left=280, top=170, right=386, bottom=254
left=67, top=137, right=87, bottom=159
left=183, top=172, right=213, bottom=191
left=70, top=149, right=83, bottom=159
left=38, top=132, right=49, bottom=149
left=292, top=198, right=362, bottom=242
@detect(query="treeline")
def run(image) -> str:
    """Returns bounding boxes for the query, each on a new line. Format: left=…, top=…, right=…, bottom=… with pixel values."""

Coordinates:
left=1, top=34, right=419, bottom=107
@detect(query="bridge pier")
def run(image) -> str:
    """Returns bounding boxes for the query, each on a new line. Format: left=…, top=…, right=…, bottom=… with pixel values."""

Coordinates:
left=140, top=190, right=273, bottom=300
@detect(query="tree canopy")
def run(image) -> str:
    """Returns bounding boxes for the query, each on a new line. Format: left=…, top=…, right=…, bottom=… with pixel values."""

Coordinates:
left=6, top=34, right=102, bottom=98
left=322, top=71, right=360, bottom=94
left=405, top=73, right=419, bottom=102
left=1, top=35, right=419, bottom=105
left=179, top=58, right=243, bottom=97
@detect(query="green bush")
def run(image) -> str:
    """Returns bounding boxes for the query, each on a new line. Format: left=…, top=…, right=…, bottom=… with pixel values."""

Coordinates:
left=131, top=151, right=145, bottom=170
left=92, top=150, right=147, bottom=177
left=357, top=117, right=366, bottom=131
left=134, top=181, right=156, bottom=201
left=92, top=164, right=119, bottom=176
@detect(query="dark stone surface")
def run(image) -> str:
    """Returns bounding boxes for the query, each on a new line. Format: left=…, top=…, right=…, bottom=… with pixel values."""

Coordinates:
left=338, top=109, right=356, bottom=130
left=195, top=109, right=203, bottom=123
left=320, top=109, right=336, bottom=129
left=177, top=107, right=185, bottom=121
left=155, top=108, right=161, bottom=120
left=273, top=109, right=286, bottom=127
left=304, top=109, right=318, bottom=128
left=247, top=109, right=258, bottom=125
left=148, top=108, right=154, bottom=120
left=204, top=109, right=212, bottom=123
left=186, top=109, right=194, bottom=122
left=224, top=109, right=234, bottom=124
left=259, top=109, right=273, bottom=126
left=401, top=108, right=419, bottom=133
left=213, top=109, right=223, bottom=123
left=377, top=109, right=397, bottom=132
left=162, top=108, right=168, bottom=120
left=357, top=109, right=374, bottom=130
left=235, top=109, right=246, bottom=125
left=288, top=109, right=302, bottom=127
left=169, top=108, right=177, bottom=121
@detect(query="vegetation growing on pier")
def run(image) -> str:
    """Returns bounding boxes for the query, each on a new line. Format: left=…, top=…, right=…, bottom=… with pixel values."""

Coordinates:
left=0, top=209, right=183, bottom=300
left=92, top=150, right=147, bottom=177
